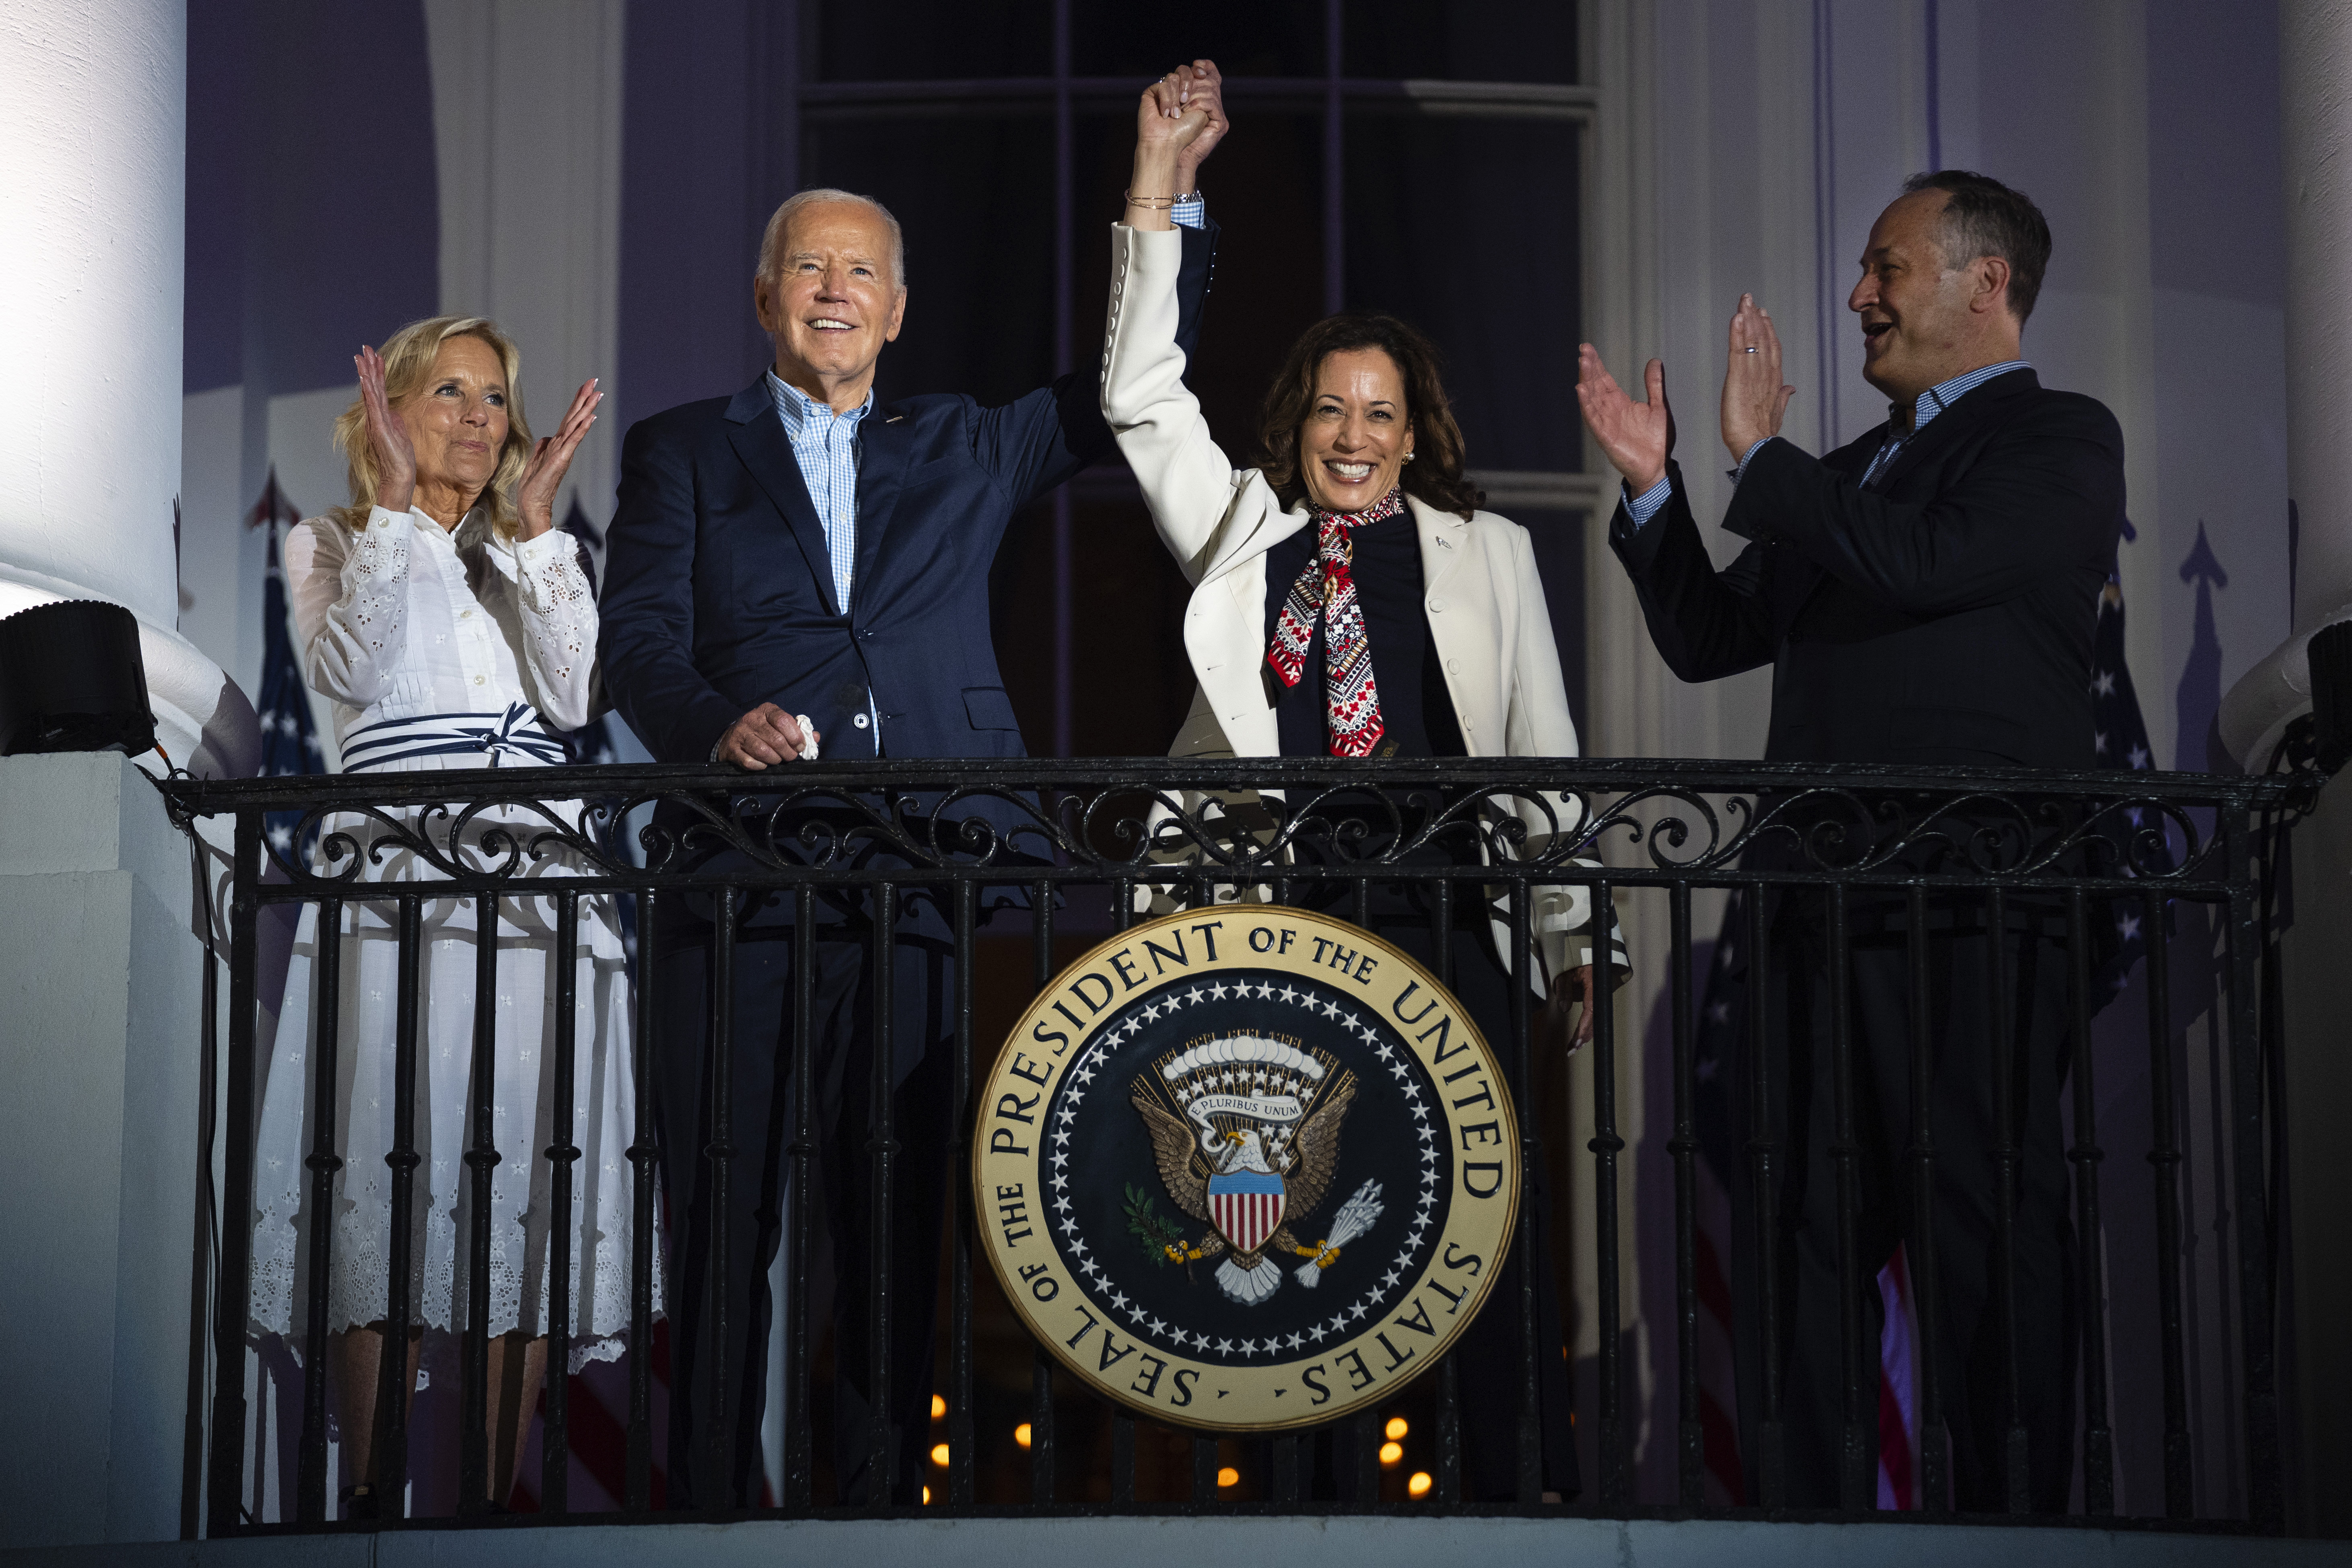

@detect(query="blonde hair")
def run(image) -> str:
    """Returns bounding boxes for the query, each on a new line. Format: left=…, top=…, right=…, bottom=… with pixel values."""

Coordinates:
left=329, top=316, right=534, bottom=535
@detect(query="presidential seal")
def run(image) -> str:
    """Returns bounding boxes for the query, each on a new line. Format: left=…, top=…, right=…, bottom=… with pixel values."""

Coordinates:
left=975, top=906, right=1519, bottom=1432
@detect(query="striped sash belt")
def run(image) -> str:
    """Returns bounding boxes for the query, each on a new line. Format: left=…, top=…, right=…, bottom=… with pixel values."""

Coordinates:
left=341, top=702, right=567, bottom=773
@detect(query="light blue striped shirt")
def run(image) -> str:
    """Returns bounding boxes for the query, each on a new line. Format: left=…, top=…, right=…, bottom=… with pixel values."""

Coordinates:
left=1622, top=359, right=2033, bottom=528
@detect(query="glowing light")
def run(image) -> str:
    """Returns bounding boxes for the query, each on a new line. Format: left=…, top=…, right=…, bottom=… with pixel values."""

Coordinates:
left=922, top=1486, right=932, bottom=1504
left=931, top=1395, right=946, bottom=1420
left=1379, top=1441, right=1404, bottom=1466
left=1015, top=1423, right=1033, bottom=1449
left=1408, top=1471, right=1433, bottom=1499
left=930, top=1443, right=950, bottom=1467
left=1217, top=1466, right=1240, bottom=1488
left=1384, top=1417, right=1409, bottom=1441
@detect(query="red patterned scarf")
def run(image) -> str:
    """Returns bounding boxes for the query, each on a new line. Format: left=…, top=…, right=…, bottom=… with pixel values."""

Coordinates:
left=1264, top=486, right=1405, bottom=758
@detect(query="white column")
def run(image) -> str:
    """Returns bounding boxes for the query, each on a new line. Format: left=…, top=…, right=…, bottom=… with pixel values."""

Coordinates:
left=2222, top=0, right=2352, bottom=762
left=0, top=0, right=255, bottom=777
left=2247, top=0, right=2352, bottom=1536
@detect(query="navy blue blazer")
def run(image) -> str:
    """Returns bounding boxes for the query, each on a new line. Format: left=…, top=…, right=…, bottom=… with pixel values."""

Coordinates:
left=1609, top=369, right=2123, bottom=770
left=599, top=220, right=1218, bottom=779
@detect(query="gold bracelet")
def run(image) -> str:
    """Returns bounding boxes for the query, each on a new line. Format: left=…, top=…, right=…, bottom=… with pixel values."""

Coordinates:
left=1125, top=191, right=1176, bottom=210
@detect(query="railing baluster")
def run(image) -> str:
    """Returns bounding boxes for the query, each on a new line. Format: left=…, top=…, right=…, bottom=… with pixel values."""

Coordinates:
left=624, top=886, right=658, bottom=1513
left=1108, top=876, right=1135, bottom=1507
left=1193, top=1435, right=1218, bottom=1502
left=1430, top=874, right=1462, bottom=1509
left=181, top=834, right=222, bottom=1541
left=705, top=885, right=738, bottom=1502
left=375, top=894, right=424, bottom=1518
left=1745, top=885, right=1785, bottom=1507
left=1589, top=877, right=1626, bottom=1505
left=1985, top=884, right=2029, bottom=1514
left=1029, top=876, right=1057, bottom=1506
left=2140, top=887, right=2193, bottom=1518
left=2222, top=808, right=2283, bottom=1532
left=1509, top=879, right=1542, bottom=1504
left=949, top=880, right=978, bottom=1506
left=295, top=894, right=342, bottom=1524
left=2064, top=888, right=2114, bottom=1514
left=1824, top=884, right=1870, bottom=1509
left=1905, top=885, right=1949, bottom=1514
left=867, top=881, right=898, bottom=1510
left=207, top=809, right=262, bottom=1537
left=460, top=890, right=502, bottom=1513
left=542, top=889, right=581, bottom=1515
left=1668, top=880, right=1702, bottom=1508
left=784, top=884, right=819, bottom=1508
left=1272, top=1432, right=1300, bottom=1505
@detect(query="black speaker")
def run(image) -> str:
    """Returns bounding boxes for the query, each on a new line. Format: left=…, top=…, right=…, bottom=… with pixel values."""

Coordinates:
left=0, top=600, right=158, bottom=758
left=2313, top=618, right=2352, bottom=775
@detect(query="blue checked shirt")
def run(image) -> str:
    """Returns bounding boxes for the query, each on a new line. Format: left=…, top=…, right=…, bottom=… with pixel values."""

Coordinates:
left=1622, top=359, right=2033, bottom=528
left=752, top=198, right=1207, bottom=755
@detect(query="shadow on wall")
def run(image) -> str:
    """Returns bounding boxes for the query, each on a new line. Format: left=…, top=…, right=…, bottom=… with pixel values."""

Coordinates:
left=2176, top=521, right=2229, bottom=775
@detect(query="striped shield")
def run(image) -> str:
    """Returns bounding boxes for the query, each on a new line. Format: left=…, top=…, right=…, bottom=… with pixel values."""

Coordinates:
left=1207, top=1169, right=1286, bottom=1255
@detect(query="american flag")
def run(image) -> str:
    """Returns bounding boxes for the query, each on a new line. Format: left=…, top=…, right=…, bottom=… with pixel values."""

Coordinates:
left=248, top=468, right=323, bottom=859
left=2091, top=521, right=2171, bottom=999
left=1687, top=538, right=2165, bottom=1508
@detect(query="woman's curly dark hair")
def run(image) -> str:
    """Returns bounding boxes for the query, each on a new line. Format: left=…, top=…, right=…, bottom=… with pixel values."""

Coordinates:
left=1257, top=313, right=1481, bottom=521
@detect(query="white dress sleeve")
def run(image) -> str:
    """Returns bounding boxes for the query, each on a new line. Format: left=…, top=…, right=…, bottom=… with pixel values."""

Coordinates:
left=498, top=529, right=602, bottom=730
left=287, top=510, right=410, bottom=709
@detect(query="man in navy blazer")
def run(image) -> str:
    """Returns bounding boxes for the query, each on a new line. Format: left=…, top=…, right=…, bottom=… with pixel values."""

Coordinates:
left=599, top=64, right=1227, bottom=1508
left=1578, top=172, right=2122, bottom=1513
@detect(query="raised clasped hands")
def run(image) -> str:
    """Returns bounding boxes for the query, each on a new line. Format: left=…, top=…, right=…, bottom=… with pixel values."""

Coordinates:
left=516, top=377, right=604, bottom=540
left=1135, top=59, right=1223, bottom=166
left=1720, top=293, right=1796, bottom=464
left=355, top=344, right=420, bottom=515
left=1574, top=344, right=1674, bottom=496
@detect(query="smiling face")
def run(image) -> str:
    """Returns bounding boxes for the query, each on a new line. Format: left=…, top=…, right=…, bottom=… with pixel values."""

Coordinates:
left=396, top=334, right=509, bottom=501
left=1298, top=348, right=1415, bottom=513
left=754, top=198, right=906, bottom=397
left=1848, top=189, right=1992, bottom=405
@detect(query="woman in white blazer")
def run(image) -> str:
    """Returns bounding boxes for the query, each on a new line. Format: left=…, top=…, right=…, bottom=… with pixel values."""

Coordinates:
left=1103, top=72, right=1617, bottom=1502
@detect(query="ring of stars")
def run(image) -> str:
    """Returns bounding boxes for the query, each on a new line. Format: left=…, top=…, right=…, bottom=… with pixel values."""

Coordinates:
left=1045, top=973, right=1445, bottom=1366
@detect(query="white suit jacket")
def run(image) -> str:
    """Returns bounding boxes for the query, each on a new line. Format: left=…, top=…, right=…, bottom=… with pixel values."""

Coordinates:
left=1100, top=223, right=1625, bottom=986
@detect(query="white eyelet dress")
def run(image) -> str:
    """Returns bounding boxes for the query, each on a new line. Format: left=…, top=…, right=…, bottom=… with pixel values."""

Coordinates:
left=249, top=505, right=661, bottom=1372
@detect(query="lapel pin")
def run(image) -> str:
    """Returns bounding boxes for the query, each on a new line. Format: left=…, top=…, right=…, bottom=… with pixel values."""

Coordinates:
left=885, top=414, right=904, bottom=424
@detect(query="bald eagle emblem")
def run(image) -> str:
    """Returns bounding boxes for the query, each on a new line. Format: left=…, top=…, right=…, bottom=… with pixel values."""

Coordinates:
left=1131, top=1034, right=1384, bottom=1307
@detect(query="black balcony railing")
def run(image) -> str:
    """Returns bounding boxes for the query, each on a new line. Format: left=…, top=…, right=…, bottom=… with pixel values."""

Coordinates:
left=154, top=754, right=2325, bottom=1536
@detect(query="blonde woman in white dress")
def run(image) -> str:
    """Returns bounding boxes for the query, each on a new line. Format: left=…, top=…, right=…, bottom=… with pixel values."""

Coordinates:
left=249, top=316, right=659, bottom=1514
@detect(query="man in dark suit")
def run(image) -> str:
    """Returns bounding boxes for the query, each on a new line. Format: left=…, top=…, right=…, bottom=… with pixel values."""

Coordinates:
left=599, top=65, right=1228, bottom=1507
left=1576, top=171, right=2123, bottom=1511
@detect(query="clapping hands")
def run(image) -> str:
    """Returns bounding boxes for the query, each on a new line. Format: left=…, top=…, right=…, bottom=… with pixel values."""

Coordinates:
left=1575, top=346, right=1674, bottom=495
left=516, top=378, right=603, bottom=540
left=355, top=344, right=420, bottom=515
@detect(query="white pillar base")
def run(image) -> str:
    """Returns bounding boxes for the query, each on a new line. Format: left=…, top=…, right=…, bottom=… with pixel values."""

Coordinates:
left=0, top=754, right=207, bottom=1548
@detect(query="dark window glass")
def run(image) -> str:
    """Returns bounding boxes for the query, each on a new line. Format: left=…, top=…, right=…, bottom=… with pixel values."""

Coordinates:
left=1072, top=2, right=1326, bottom=78
left=1510, top=508, right=1589, bottom=743
left=989, top=493, right=1201, bottom=756
left=1343, top=113, right=1582, bottom=472
left=811, top=0, right=1052, bottom=80
left=1341, top=1, right=1579, bottom=83
left=799, top=114, right=1056, bottom=405
left=1071, top=112, right=1326, bottom=463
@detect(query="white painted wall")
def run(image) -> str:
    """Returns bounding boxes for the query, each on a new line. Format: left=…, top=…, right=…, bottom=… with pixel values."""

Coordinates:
left=0, top=754, right=205, bottom=1547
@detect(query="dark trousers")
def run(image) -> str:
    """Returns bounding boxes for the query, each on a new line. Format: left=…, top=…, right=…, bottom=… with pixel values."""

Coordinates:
left=653, top=894, right=954, bottom=1509
left=1730, top=901, right=2078, bottom=1511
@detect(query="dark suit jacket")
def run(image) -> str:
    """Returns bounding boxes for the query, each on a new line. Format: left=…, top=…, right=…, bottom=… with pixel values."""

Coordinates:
left=1609, top=368, right=2124, bottom=769
left=599, top=220, right=1219, bottom=776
